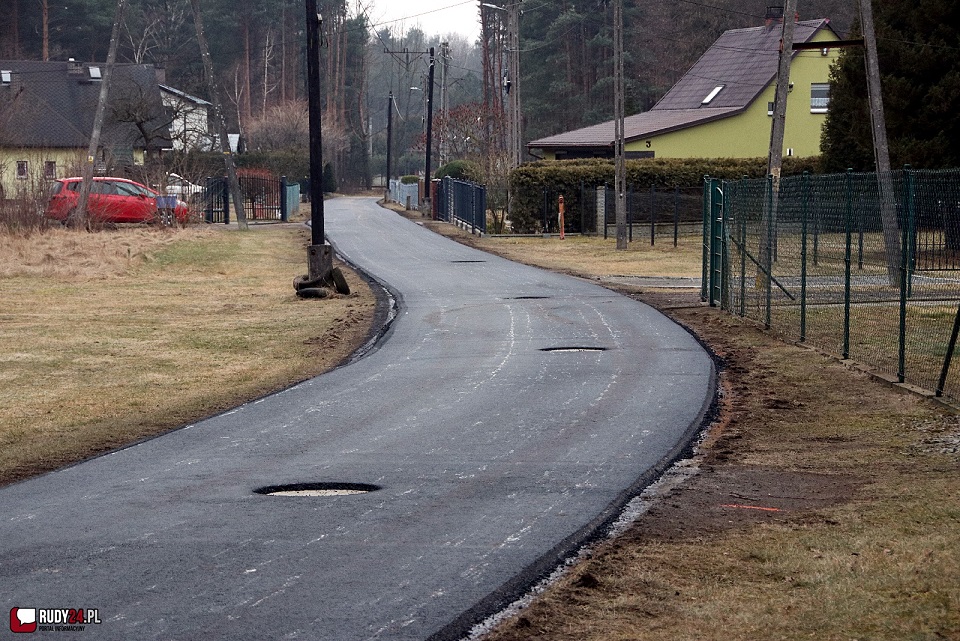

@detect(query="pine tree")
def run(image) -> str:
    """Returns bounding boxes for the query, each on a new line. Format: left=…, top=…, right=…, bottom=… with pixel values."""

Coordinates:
left=822, top=0, right=960, bottom=170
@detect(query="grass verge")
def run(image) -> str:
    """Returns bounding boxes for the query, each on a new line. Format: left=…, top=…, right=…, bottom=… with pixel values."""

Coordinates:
left=0, top=224, right=376, bottom=486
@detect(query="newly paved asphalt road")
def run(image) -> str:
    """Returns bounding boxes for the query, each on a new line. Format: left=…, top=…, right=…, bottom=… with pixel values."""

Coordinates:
left=0, top=198, right=714, bottom=640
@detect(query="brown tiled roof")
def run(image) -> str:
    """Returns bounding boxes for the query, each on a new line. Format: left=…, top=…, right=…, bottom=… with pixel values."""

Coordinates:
left=0, top=60, right=172, bottom=151
left=531, top=107, right=742, bottom=149
left=529, top=19, right=835, bottom=150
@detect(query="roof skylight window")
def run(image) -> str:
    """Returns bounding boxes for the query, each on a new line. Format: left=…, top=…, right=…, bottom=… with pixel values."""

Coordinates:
left=1, top=70, right=11, bottom=84
left=701, top=85, right=724, bottom=105
left=88, top=66, right=102, bottom=80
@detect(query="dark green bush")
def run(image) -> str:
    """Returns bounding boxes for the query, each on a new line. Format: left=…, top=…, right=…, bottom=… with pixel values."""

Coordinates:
left=508, top=157, right=819, bottom=233
left=322, top=162, right=338, bottom=193
left=434, top=160, right=483, bottom=182
left=400, top=175, right=420, bottom=185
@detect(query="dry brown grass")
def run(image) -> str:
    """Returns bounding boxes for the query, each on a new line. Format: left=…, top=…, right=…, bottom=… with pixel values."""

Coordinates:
left=473, top=235, right=703, bottom=278
left=0, top=224, right=375, bottom=485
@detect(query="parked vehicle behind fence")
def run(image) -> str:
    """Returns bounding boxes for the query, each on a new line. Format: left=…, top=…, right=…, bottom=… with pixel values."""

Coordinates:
left=157, top=173, right=204, bottom=204
left=45, top=177, right=189, bottom=224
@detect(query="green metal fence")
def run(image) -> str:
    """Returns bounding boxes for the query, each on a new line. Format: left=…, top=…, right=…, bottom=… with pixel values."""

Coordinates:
left=703, top=167, right=960, bottom=401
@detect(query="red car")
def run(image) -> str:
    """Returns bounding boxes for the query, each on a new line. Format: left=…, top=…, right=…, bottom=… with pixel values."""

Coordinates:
left=46, top=177, right=190, bottom=224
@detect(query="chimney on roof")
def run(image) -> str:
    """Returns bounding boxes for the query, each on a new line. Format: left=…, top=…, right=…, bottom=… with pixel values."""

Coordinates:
left=155, top=65, right=166, bottom=86
left=765, top=5, right=783, bottom=26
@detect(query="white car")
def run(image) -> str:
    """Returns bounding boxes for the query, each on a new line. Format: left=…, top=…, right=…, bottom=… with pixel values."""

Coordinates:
left=159, top=174, right=203, bottom=202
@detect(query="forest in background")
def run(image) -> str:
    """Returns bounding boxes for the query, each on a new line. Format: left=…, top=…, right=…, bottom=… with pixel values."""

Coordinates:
left=0, top=0, right=858, bottom=189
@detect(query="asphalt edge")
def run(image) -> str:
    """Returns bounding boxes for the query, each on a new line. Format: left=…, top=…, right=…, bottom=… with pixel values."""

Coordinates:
left=427, top=323, right=722, bottom=641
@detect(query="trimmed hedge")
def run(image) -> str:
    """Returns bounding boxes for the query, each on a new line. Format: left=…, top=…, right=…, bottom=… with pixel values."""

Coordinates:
left=435, top=159, right=483, bottom=183
left=508, top=157, right=819, bottom=233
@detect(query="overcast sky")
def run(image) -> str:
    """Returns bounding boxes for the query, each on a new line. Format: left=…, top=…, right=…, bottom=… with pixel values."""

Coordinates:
left=364, top=0, right=482, bottom=42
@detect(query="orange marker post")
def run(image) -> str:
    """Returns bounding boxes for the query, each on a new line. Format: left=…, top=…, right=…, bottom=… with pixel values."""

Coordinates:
left=558, top=195, right=565, bottom=240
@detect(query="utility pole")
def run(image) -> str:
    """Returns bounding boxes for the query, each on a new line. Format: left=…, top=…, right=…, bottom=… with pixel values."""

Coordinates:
left=423, top=47, right=436, bottom=217
left=386, top=91, right=393, bottom=203
left=757, top=0, right=797, bottom=283
left=767, top=0, right=798, bottom=184
left=507, top=1, right=522, bottom=170
left=859, top=0, right=900, bottom=284
left=613, top=0, right=627, bottom=250
left=304, top=0, right=331, bottom=281
left=439, top=41, right=450, bottom=166
left=190, top=0, right=247, bottom=229
left=72, top=0, right=125, bottom=229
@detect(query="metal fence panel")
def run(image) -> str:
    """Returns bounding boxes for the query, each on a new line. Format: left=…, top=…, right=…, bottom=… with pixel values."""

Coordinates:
left=707, top=168, right=960, bottom=402
left=389, top=179, right=420, bottom=209
left=440, top=177, right=486, bottom=234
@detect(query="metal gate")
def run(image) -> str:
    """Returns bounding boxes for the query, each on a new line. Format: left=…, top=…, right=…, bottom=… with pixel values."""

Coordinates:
left=200, top=175, right=299, bottom=223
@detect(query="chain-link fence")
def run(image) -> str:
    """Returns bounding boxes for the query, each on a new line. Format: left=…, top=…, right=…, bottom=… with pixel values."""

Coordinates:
left=538, top=184, right=703, bottom=243
left=703, top=168, right=960, bottom=401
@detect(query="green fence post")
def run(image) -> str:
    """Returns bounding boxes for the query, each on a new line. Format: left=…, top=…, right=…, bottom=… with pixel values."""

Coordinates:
left=713, top=179, right=726, bottom=307
left=906, top=165, right=916, bottom=297
left=701, top=177, right=710, bottom=302
left=650, top=184, right=656, bottom=246
left=222, top=176, right=230, bottom=225
left=765, top=174, right=773, bottom=329
left=800, top=171, right=809, bottom=342
left=843, top=169, right=853, bottom=360
left=898, top=166, right=910, bottom=383
left=739, top=181, right=746, bottom=317
left=674, top=185, right=680, bottom=248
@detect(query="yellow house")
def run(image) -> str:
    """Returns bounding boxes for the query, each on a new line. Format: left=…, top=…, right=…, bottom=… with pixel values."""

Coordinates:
left=527, top=18, right=841, bottom=161
left=0, top=60, right=172, bottom=200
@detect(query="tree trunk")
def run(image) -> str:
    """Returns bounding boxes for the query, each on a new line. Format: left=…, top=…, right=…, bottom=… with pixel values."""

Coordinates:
left=241, top=11, right=252, bottom=121
left=41, top=0, right=49, bottom=61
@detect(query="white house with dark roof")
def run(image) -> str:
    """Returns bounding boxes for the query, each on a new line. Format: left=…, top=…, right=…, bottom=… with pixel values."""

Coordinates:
left=527, top=18, right=841, bottom=161
left=159, top=84, right=213, bottom=152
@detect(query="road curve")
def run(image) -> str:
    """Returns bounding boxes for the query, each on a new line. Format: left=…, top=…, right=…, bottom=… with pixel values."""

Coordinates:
left=0, top=198, right=714, bottom=640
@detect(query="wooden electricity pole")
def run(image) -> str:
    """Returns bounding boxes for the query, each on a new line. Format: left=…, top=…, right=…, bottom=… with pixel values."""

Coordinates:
left=767, top=0, right=798, bottom=183
left=386, top=91, right=393, bottom=202
left=424, top=46, right=436, bottom=217
left=439, top=41, right=450, bottom=166
left=190, top=0, right=247, bottom=230
left=859, top=0, right=900, bottom=284
left=614, top=0, right=627, bottom=250
left=756, top=0, right=797, bottom=283
left=72, top=0, right=126, bottom=229
left=507, top=1, right=522, bottom=171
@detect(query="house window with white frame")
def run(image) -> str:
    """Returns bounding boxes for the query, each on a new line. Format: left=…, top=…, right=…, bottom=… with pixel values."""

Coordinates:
left=16, top=161, right=28, bottom=179
left=44, top=161, right=57, bottom=180
left=811, top=83, right=830, bottom=113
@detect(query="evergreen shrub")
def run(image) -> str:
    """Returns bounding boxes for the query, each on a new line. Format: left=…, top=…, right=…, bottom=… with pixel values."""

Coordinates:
left=508, top=157, right=819, bottom=233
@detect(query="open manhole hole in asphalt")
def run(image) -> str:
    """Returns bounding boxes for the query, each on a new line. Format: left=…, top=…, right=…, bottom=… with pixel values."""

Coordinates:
left=540, top=346, right=609, bottom=353
left=451, top=259, right=487, bottom=263
left=507, top=295, right=551, bottom=300
left=254, top=482, right=381, bottom=497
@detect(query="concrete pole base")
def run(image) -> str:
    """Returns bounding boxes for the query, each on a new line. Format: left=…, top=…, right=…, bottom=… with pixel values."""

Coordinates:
left=308, top=243, right=333, bottom=283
